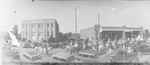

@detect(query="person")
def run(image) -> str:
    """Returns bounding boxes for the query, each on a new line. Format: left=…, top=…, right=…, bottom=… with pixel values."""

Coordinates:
left=74, top=42, right=78, bottom=52
left=70, top=41, right=73, bottom=47
left=47, top=46, right=52, bottom=52
left=65, top=45, right=71, bottom=52
left=82, top=43, right=86, bottom=50
left=35, top=45, right=39, bottom=52
left=98, top=44, right=103, bottom=52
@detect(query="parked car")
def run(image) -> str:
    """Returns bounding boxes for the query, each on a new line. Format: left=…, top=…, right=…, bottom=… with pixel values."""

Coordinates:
left=75, top=50, right=110, bottom=63
left=109, top=50, right=138, bottom=62
left=48, top=52, right=82, bottom=63
left=2, top=50, right=21, bottom=63
left=20, top=51, right=46, bottom=62
left=138, top=46, right=150, bottom=55
left=136, top=47, right=150, bottom=62
left=137, top=55, right=150, bottom=62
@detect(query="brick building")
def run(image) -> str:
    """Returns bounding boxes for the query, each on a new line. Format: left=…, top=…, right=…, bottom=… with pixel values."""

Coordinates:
left=80, top=25, right=144, bottom=42
left=21, top=19, right=59, bottom=42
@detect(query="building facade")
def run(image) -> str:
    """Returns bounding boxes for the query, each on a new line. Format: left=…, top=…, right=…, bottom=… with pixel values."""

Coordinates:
left=21, top=19, right=59, bottom=42
left=80, top=25, right=144, bottom=42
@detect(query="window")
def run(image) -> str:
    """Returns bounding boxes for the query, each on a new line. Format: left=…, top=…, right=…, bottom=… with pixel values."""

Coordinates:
left=47, top=31, right=49, bottom=37
left=32, top=56, right=41, bottom=61
left=47, top=24, right=49, bottom=27
left=53, top=57, right=59, bottom=61
left=89, top=55, right=95, bottom=59
left=79, top=54, right=82, bottom=56
left=51, top=31, right=53, bottom=36
left=68, top=56, right=75, bottom=61
left=51, top=24, right=53, bottom=27
left=60, top=58, right=67, bottom=62
left=82, top=54, right=88, bottom=58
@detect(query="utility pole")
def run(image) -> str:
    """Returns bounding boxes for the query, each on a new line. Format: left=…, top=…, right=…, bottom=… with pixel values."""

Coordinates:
left=32, top=0, right=34, bottom=2
left=98, top=13, right=102, bottom=43
left=75, top=8, right=77, bottom=40
left=98, top=13, right=100, bottom=25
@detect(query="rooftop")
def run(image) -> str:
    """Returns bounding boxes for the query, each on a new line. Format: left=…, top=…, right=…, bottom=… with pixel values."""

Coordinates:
left=22, top=19, right=57, bottom=23
left=25, top=51, right=38, bottom=56
left=79, top=50, right=102, bottom=55
left=80, top=25, right=142, bottom=31
left=52, top=52, right=73, bottom=58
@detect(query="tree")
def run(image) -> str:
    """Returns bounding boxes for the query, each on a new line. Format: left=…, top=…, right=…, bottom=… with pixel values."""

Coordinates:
left=47, top=35, right=55, bottom=43
left=144, top=29, right=150, bottom=39
left=21, top=38, right=27, bottom=42
left=11, top=25, right=21, bottom=40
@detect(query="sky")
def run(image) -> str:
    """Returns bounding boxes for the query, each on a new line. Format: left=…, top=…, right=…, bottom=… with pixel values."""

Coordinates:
left=0, top=0, right=150, bottom=33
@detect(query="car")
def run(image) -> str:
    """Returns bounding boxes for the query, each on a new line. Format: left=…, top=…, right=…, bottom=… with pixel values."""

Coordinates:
left=138, top=46, right=150, bottom=55
left=137, top=55, right=150, bottom=62
left=75, top=50, right=110, bottom=63
left=109, top=50, right=138, bottom=62
left=48, top=52, right=82, bottom=63
left=20, top=51, right=46, bottom=62
left=48, top=48, right=65, bottom=55
left=136, top=47, right=150, bottom=62
left=2, top=50, right=21, bottom=63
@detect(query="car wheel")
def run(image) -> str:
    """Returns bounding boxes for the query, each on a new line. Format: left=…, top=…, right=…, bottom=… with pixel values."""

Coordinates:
left=132, top=59, right=138, bottom=62
left=108, top=59, right=114, bottom=63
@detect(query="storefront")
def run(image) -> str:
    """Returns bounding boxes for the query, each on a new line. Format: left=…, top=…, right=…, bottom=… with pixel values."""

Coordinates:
left=80, top=25, right=143, bottom=42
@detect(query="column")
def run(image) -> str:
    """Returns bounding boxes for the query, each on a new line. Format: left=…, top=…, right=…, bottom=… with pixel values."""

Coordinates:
left=122, top=26, right=126, bottom=40
left=43, top=23, right=46, bottom=40
left=45, top=23, right=47, bottom=40
left=36, top=23, right=39, bottom=40
left=29, top=24, right=31, bottom=40
left=140, top=27, right=144, bottom=40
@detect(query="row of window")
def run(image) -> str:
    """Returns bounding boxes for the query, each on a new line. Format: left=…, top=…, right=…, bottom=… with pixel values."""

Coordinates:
left=78, top=54, right=95, bottom=59
left=47, top=31, right=53, bottom=37
left=22, top=31, right=53, bottom=40
left=23, top=31, right=53, bottom=36
left=22, top=23, right=54, bottom=28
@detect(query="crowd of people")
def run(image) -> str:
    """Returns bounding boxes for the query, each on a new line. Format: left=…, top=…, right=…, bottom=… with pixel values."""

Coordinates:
left=21, top=36, right=149, bottom=55
left=61, top=37, right=149, bottom=54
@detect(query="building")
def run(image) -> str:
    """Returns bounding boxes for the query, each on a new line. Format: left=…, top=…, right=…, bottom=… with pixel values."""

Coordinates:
left=21, top=19, right=59, bottom=42
left=80, top=25, right=144, bottom=42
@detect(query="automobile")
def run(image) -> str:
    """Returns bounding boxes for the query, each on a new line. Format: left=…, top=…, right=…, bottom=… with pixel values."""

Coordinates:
left=138, top=46, right=150, bottom=55
left=75, top=50, right=110, bottom=63
left=48, top=48, right=65, bottom=54
left=2, top=50, right=21, bottom=63
left=109, top=50, right=138, bottom=62
left=136, top=47, right=150, bottom=62
left=48, top=52, right=82, bottom=63
left=20, top=51, right=46, bottom=62
left=137, top=55, right=150, bottom=62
